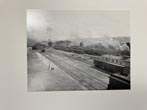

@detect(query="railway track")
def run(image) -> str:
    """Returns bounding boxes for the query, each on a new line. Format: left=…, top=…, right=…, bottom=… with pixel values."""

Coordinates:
left=47, top=50, right=110, bottom=77
left=43, top=52, right=108, bottom=90
left=51, top=49, right=94, bottom=65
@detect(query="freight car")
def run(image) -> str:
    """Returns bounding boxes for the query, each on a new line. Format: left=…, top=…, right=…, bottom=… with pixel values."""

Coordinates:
left=94, top=59, right=125, bottom=74
left=54, top=45, right=120, bottom=56
left=108, top=74, right=130, bottom=89
left=54, top=46, right=85, bottom=54
left=94, top=54, right=130, bottom=76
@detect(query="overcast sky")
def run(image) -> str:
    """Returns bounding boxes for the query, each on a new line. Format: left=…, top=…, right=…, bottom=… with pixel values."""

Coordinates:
left=27, top=10, right=130, bottom=41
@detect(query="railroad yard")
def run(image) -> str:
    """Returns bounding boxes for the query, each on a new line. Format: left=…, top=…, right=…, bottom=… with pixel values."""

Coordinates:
left=27, top=10, right=130, bottom=91
left=27, top=49, right=110, bottom=91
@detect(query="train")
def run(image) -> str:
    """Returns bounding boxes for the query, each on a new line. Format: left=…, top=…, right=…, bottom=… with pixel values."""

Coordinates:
left=54, top=46, right=120, bottom=56
left=94, top=56, right=130, bottom=89
left=94, top=58, right=130, bottom=76
left=108, top=73, right=130, bottom=89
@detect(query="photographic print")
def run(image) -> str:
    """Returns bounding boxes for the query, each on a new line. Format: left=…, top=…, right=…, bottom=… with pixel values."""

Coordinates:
left=27, top=10, right=130, bottom=91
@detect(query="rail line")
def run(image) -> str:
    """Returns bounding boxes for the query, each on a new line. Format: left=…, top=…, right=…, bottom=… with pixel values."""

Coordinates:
left=43, top=53, right=108, bottom=90
left=52, top=53, right=109, bottom=84
left=51, top=50, right=94, bottom=65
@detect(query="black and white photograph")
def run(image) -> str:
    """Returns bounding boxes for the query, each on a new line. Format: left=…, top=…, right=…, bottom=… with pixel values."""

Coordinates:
left=27, top=10, right=130, bottom=91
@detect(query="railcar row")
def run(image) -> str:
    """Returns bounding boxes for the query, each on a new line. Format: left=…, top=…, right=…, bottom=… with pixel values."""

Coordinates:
left=94, top=59, right=129, bottom=76
left=54, top=46, right=118, bottom=56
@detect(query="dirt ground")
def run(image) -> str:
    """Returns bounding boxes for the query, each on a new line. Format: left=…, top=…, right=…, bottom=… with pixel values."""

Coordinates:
left=27, top=51, right=86, bottom=91
left=27, top=49, right=109, bottom=91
